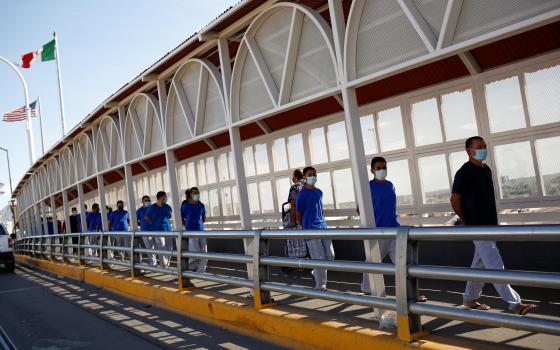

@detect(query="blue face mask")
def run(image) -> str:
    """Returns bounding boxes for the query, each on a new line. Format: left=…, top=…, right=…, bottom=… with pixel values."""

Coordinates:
left=192, top=194, right=200, bottom=202
left=306, top=176, right=317, bottom=185
left=474, top=148, right=488, bottom=161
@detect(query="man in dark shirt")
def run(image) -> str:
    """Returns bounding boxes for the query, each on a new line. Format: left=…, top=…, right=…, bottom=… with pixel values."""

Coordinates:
left=450, top=136, right=536, bottom=315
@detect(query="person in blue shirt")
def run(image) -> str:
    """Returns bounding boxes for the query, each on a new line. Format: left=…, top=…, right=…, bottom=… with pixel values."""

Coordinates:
left=145, top=191, right=172, bottom=268
left=86, top=203, right=102, bottom=257
left=296, top=166, right=334, bottom=290
left=137, top=195, right=156, bottom=266
left=108, top=200, right=131, bottom=259
left=181, top=187, right=207, bottom=273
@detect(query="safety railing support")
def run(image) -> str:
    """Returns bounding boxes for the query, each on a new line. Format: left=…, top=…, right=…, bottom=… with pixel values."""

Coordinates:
left=62, top=234, right=69, bottom=263
left=78, top=233, right=86, bottom=266
left=100, top=232, right=109, bottom=270
left=253, top=230, right=274, bottom=309
left=395, top=226, right=427, bottom=342
left=130, top=231, right=143, bottom=278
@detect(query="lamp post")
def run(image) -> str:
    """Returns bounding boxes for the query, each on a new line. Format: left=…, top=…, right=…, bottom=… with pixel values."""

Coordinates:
left=0, top=147, right=16, bottom=234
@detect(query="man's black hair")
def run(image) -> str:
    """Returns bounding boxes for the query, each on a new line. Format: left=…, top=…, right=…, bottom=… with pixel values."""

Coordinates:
left=92, top=203, right=99, bottom=210
left=370, top=156, right=387, bottom=169
left=117, top=200, right=124, bottom=206
left=293, top=169, right=303, bottom=180
left=302, top=166, right=316, bottom=175
left=141, top=195, right=150, bottom=201
left=465, top=136, right=484, bottom=149
left=156, top=191, right=167, bottom=200
left=71, top=207, right=77, bottom=211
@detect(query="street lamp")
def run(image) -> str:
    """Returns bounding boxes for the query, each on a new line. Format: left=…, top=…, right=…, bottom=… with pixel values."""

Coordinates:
left=0, top=147, right=16, bottom=234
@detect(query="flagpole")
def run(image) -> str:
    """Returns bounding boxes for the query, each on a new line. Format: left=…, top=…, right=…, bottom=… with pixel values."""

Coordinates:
left=37, top=96, right=45, bottom=155
left=53, top=31, right=67, bottom=136
left=0, top=56, right=36, bottom=165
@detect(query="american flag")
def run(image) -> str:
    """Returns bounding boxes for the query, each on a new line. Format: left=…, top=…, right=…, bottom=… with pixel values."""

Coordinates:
left=2, top=100, right=37, bottom=122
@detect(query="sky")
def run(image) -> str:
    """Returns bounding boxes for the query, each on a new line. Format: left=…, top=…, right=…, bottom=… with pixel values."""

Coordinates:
left=0, top=0, right=239, bottom=209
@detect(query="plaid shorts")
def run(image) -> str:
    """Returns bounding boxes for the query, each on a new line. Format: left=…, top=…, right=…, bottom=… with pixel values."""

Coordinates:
left=286, top=239, right=308, bottom=258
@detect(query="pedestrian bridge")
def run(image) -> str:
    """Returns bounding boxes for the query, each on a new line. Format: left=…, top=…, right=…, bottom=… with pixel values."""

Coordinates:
left=13, top=225, right=560, bottom=349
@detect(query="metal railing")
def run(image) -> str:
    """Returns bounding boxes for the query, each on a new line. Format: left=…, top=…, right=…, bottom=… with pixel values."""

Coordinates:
left=14, top=225, right=560, bottom=342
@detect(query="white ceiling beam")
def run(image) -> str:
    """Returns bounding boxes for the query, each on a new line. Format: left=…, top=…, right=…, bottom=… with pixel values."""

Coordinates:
left=245, top=36, right=280, bottom=107
left=397, top=0, right=437, bottom=52
left=198, top=31, right=219, bottom=42
left=204, top=138, right=217, bottom=150
left=437, top=0, right=463, bottom=50
left=458, top=51, right=482, bottom=75
left=141, top=73, right=158, bottom=82
left=256, top=120, right=271, bottom=134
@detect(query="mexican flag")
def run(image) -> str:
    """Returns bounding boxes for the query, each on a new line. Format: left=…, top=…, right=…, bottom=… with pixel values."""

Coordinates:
left=21, top=39, right=56, bottom=68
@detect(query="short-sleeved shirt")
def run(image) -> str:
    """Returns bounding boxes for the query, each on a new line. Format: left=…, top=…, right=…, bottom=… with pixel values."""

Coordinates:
left=146, top=203, right=173, bottom=231
left=86, top=211, right=102, bottom=232
left=108, top=210, right=129, bottom=231
left=288, top=181, right=304, bottom=203
left=69, top=214, right=81, bottom=233
left=370, top=180, right=400, bottom=227
left=136, top=206, right=151, bottom=231
left=295, top=187, right=326, bottom=229
left=452, top=161, right=498, bottom=225
left=181, top=201, right=206, bottom=231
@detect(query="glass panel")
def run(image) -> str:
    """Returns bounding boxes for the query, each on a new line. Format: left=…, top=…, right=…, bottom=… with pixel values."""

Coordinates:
left=231, top=185, right=239, bottom=215
left=535, top=136, right=560, bottom=196
left=254, top=143, right=270, bottom=175
left=218, top=153, right=229, bottom=181
left=449, top=151, right=468, bottom=180
left=309, top=127, right=329, bottom=165
left=485, top=76, right=526, bottom=133
left=243, top=146, right=256, bottom=177
left=272, top=138, right=288, bottom=171
left=387, top=159, right=414, bottom=206
left=197, top=159, right=206, bottom=186
left=411, top=98, right=443, bottom=146
left=187, top=162, right=196, bottom=187
left=209, top=189, right=220, bottom=217
left=360, top=114, right=378, bottom=155
left=287, top=133, right=305, bottom=168
left=221, top=187, right=234, bottom=216
left=206, top=157, right=216, bottom=184
left=378, top=106, right=406, bottom=151
left=332, top=168, right=356, bottom=209
left=228, top=152, right=235, bottom=180
left=418, top=154, right=450, bottom=204
left=441, top=89, right=478, bottom=141
left=494, top=141, right=538, bottom=199
left=327, top=121, right=349, bottom=161
left=317, top=171, right=334, bottom=210
left=200, top=190, right=208, bottom=214
left=524, top=65, right=560, bottom=126
left=276, top=177, right=292, bottom=210
left=259, top=181, right=274, bottom=214
left=247, top=183, right=260, bottom=214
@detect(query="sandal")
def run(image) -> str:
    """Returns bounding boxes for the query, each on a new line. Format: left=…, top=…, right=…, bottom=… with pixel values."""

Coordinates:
left=514, top=303, right=537, bottom=315
left=464, top=301, right=491, bottom=310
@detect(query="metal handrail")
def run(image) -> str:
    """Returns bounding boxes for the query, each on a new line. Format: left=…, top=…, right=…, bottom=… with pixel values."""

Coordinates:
left=14, top=225, right=560, bottom=341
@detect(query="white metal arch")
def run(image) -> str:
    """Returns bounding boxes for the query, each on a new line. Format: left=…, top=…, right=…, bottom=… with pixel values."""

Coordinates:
left=165, top=58, right=227, bottom=146
left=96, top=116, right=123, bottom=171
left=124, top=93, right=164, bottom=161
left=74, top=133, right=95, bottom=181
left=230, top=2, right=338, bottom=122
left=46, top=157, right=62, bottom=194
left=59, top=147, right=76, bottom=188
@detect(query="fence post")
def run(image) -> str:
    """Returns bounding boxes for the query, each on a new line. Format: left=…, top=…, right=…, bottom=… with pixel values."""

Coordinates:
left=62, top=234, right=69, bottom=264
left=130, top=231, right=143, bottom=278
left=177, top=231, right=194, bottom=290
left=78, top=233, right=86, bottom=266
left=100, top=231, right=109, bottom=271
left=49, top=235, right=55, bottom=260
left=395, top=226, right=427, bottom=342
left=252, top=230, right=274, bottom=309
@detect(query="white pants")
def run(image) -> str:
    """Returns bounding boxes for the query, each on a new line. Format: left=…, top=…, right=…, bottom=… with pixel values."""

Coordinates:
left=142, top=235, right=169, bottom=268
left=361, top=239, right=396, bottom=293
left=463, top=241, right=521, bottom=310
left=306, top=239, right=335, bottom=289
left=188, top=237, right=207, bottom=273
left=361, top=239, right=397, bottom=294
left=142, top=236, right=157, bottom=266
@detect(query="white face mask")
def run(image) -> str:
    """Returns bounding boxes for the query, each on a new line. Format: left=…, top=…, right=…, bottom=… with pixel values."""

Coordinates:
left=374, top=169, right=387, bottom=181
left=192, top=194, right=200, bottom=202
left=143, top=201, right=151, bottom=207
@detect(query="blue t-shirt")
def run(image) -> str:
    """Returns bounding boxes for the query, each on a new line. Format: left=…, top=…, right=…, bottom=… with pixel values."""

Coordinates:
left=136, top=206, right=151, bottom=231
left=108, top=210, right=129, bottom=231
left=370, top=180, right=400, bottom=227
left=295, top=187, right=326, bottom=229
left=86, top=211, right=102, bottom=232
left=181, top=201, right=206, bottom=231
left=146, top=203, right=173, bottom=231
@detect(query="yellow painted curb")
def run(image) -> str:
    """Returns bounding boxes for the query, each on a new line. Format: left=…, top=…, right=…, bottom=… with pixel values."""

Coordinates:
left=16, top=255, right=486, bottom=350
